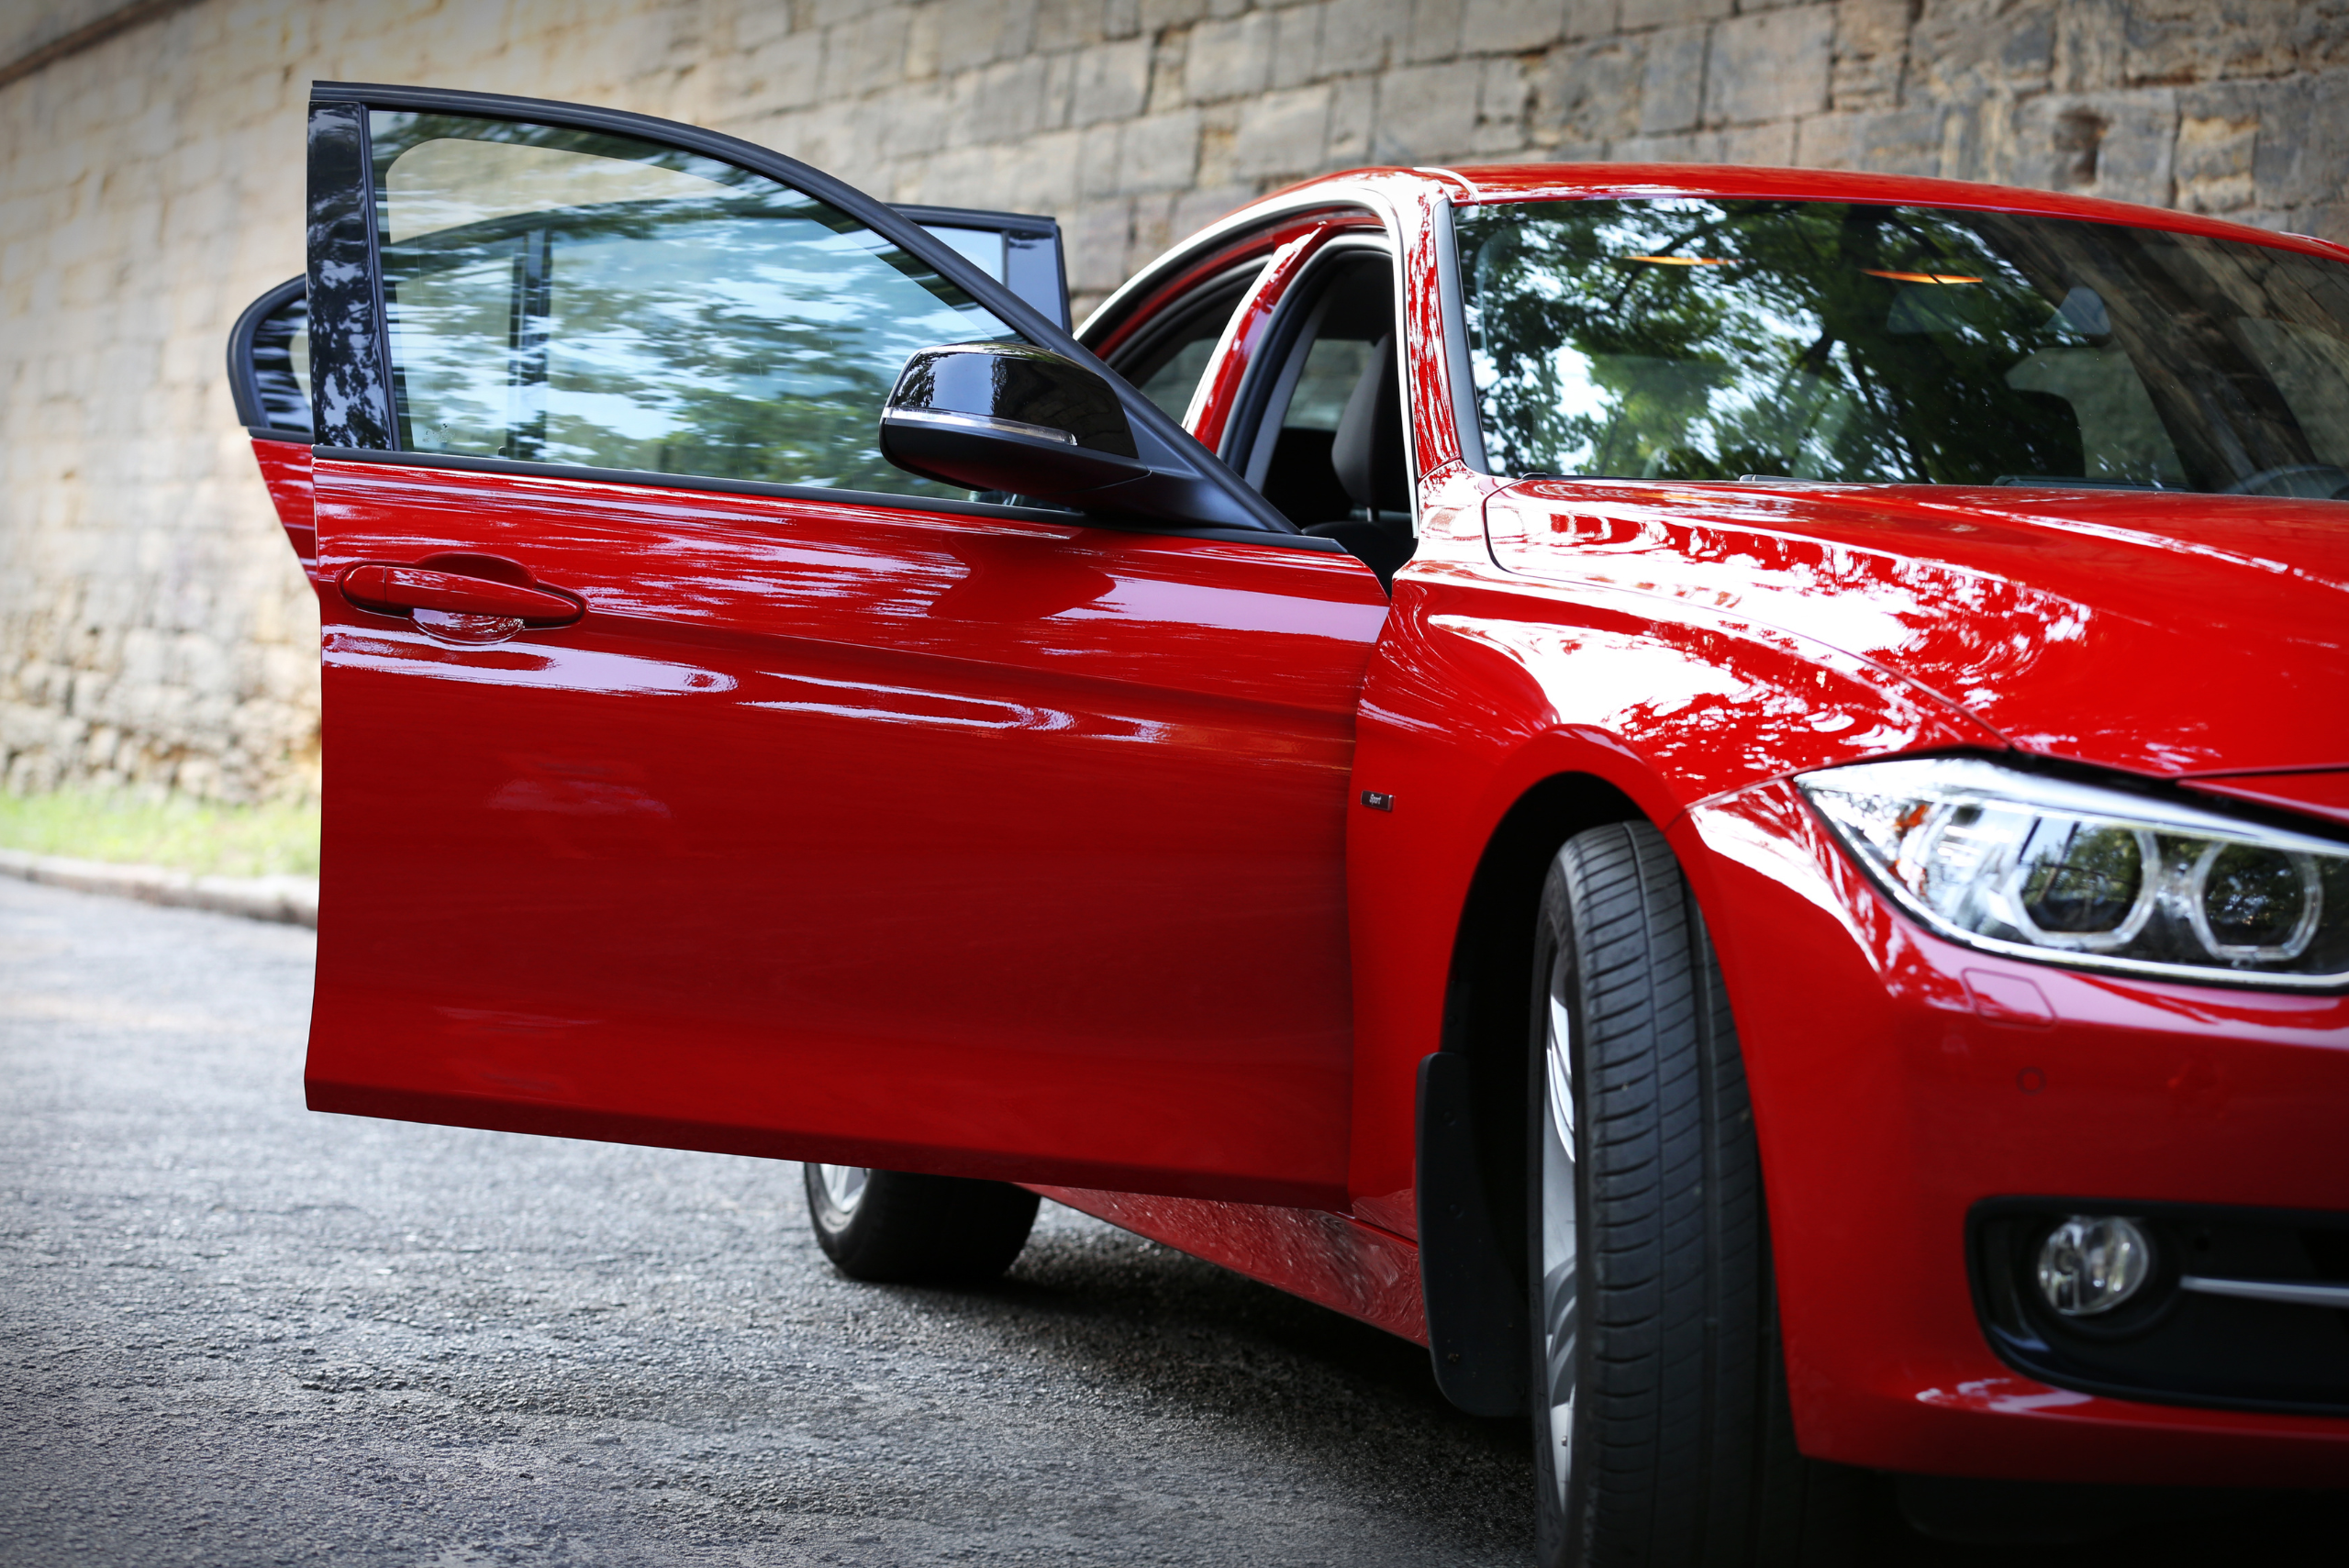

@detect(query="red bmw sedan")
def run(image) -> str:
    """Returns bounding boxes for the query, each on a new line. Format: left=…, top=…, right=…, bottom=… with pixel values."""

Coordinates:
left=229, top=82, right=2349, bottom=1563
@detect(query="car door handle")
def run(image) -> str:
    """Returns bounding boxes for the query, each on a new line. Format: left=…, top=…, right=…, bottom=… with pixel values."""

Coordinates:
left=339, top=562, right=585, bottom=626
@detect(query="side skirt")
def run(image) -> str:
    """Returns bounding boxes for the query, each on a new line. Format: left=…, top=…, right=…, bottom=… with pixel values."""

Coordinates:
left=1029, top=1185, right=1427, bottom=1346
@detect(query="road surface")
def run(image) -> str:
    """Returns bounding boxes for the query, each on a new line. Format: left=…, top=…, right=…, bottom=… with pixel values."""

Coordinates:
left=2, top=874, right=2338, bottom=1565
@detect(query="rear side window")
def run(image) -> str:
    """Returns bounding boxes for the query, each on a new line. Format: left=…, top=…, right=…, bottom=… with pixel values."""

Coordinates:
left=1108, top=268, right=1259, bottom=424
left=369, top=113, right=1010, bottom=498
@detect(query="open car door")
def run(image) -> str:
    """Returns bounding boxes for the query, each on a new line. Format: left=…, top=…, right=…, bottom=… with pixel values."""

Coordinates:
left=299, top=83, right=1388, bottom=1207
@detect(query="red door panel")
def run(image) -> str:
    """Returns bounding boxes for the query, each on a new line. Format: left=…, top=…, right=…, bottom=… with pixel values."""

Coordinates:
left=308, top=459, right=1386, bottom=1206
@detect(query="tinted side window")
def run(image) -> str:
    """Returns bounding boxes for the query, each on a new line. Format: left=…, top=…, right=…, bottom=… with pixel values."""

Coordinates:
left=1246, top=256, right=1397, bottom=525
left=370, top=113, right=1010, bottom=499
left=1108, top=268, right=1259, bottom=424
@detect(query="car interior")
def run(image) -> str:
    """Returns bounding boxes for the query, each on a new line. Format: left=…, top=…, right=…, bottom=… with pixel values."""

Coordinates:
left=1237, top=253, right=1414, bottom=584
left=1108, top=249, right=1417, bottom=587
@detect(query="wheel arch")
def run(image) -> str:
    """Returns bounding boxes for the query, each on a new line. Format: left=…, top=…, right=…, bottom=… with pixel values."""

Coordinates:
left=1417, top=766, right=1649, bottom=1415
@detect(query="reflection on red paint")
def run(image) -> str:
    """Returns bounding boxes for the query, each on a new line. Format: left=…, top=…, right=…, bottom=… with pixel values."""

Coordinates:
left=308, top=456, right=1386, bottom=1209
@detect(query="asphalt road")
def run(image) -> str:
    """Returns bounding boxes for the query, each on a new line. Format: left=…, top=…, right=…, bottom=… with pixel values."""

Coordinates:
left=2, top=873, right=2341, bottom=1567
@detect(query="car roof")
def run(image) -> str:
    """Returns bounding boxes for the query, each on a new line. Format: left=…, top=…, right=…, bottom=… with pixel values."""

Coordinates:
left=1082, top=161, right=2346, bottom=347
left=1262, top=163, right=2349, bottom=261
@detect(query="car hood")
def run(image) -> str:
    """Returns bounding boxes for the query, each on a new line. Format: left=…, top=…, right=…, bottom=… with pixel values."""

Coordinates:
left=1483, top=480, right=2349, bottom=779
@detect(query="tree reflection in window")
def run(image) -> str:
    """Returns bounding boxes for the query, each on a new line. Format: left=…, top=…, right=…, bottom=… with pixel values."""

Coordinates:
left=371, top=113, right=1012, bottom=500
left=1458, top=198, right=2349, bottom=497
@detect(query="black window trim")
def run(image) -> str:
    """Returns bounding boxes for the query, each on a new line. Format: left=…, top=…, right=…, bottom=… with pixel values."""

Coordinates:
left=226, top=274, right=314, bottom=439
left=304, top=81, right=1296, bottom=537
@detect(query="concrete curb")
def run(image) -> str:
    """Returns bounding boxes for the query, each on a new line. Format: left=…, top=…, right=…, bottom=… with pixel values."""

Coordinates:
left=0, top=848, right=317, bottom=929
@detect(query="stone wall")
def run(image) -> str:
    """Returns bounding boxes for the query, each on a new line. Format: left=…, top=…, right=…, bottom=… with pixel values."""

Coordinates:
left=1, top=0, right=2343, bottom=802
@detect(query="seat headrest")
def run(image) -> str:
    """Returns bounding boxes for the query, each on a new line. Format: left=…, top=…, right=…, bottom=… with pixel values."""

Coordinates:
left=1330, top=335, right=1409, bottom=519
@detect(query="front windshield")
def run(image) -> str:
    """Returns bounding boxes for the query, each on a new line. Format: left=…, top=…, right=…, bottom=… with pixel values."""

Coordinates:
left=1457, top=198, right=2349, bottom=499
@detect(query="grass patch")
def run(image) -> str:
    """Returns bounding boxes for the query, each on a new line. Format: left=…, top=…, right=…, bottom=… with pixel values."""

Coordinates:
left=0, top=787, right=320, bottom=878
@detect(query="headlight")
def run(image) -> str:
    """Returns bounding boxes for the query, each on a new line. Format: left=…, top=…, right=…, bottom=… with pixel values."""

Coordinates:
left=1795, top=757, right=2349, bottom=988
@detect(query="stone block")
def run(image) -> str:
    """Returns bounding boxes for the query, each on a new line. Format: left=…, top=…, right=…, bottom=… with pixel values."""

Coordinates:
left=2174, top=78, right=2279, bottom=214
left=809, top=0, right=894, bottom=29
left=1120, top=107, right=1206, bottom=190
left=1066, top=196, right=1138, bottom=292
left=1461, top=0, right=1568, bottom=55
left=2051, top=0, right=2124, bottom=93
left=1233, top=83, right=1334, bottom=174
left=1535, top=34, right=1647, bottom=144
left=1830, top=0, right=1909, bottom=112
left=1613, top=127, right=1721, bottom=160
left=1077, top=120, right=1128, bottom=195
left=965, top=56, right=1057, bottom=143
left=1329, top=72, right=1378, bottom=157
left=1909, top=0, right=2054, bottom=101
left=882, top=83, right=955, bottom=156
left=1172, top=181, right=1260, bottom=239
left=1271, top=6, right=1323, bottom=88
left=1706, top=6, right=1831, bottom=125
left=1638, top=22, right=1708, bottom=133
left=1617, top=0, right=1731, bottom=29
left=1564, top=0, right=1619, bottom=39
left=996, top=126, right=1085, bottom=210
left=2232, top=71, right=2347, bottom=215
left=1475, top=56, right=1537, bottom=151
left=1375, top=59, right=1485, bottom=157
left=2009, top=88, right=2177, bottom=205
left=738, top=34, right=828, bottom=109
left=1139, top=0, right=1214, bottom=29
left=822, top=12, right=907, bottom=98
left=1148, top=31, right=1191, bottom=111
left=1125, top=191, right=1185, bottom=268
left=1187, top=11, right=1276, bottom=102
left=1720, top=117, right=1796, bottom=163
left=1072, top=38, right=1152, bottom=123
left=1319, top=0, right=1411, bottom=74
left=1196, top=103, right=1244, bottom=186
left=1796, top=104, right=1943, bottom=172
left=1034, top=0, right=1108, bottom=50
left=2121, top=0, right=2310, bottom=88
left=1407, top=0, right=1465, bottom=63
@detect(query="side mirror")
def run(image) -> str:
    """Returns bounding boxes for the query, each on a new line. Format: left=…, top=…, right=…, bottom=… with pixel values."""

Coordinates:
left=879, top=341, right=1294, bottom=533
left=880, top=341, right=1148, bottom=499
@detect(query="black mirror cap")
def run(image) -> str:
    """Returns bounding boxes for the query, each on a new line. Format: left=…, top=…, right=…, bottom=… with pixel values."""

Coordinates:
left=881, top=339, right=1298, bottom=534
left=891, top=341, right=1135, bottom=453
left=880, top=340, right=1153, bottom=501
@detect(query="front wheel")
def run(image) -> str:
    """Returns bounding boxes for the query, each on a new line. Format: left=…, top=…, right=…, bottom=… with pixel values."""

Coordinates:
left=804, top=1163, right=1041, bottom=1284
left=1531, top=822, right=1861, bottom=1567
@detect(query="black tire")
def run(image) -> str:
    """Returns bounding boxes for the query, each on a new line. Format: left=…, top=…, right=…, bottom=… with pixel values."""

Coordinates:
left=1530, top=821, right=1864, bottom=1568
left=803, top=1163, right=1041, bottom=1284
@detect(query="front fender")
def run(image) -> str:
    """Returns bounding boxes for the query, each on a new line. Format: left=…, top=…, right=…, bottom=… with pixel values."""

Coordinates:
left=1346, top=549, right=2003, bottom=1230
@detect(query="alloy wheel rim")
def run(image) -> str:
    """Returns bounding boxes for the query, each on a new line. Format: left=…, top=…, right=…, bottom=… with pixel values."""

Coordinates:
left=1542, top=947, right=1579, bottom=1508
left=816, top=1163, right=870, bottom=1220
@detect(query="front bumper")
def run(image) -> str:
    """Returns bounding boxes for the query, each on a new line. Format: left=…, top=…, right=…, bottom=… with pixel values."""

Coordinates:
left=1678, top=782, right=2349, bottom=1486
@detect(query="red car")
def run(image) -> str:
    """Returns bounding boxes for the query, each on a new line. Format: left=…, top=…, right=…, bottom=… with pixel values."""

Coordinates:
left=229, top=82, right=2349, bottom=1562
